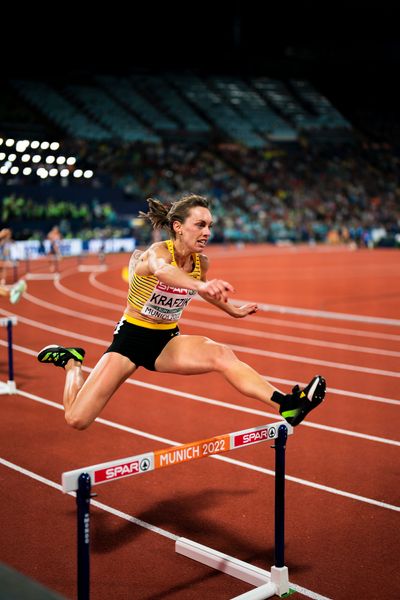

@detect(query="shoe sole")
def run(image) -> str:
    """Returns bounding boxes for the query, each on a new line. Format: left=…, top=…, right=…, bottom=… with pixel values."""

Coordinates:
left=38, top=344, right=85, bottom=364
left=291, top=376, right=326, bottom=426
left=38, top=344, right=62, bottom=358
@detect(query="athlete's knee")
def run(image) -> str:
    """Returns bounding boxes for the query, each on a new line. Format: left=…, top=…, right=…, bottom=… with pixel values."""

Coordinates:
left=211, top=343, right=238, bottom=371
left=64, top=408, right=91, bottom=430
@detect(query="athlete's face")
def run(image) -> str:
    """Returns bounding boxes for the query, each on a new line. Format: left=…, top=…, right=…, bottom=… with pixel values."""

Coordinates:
left=175, top=206, right=213, bottom=251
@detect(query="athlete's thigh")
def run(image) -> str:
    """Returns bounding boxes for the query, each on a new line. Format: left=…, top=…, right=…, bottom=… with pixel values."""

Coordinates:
left=155, top=334, right=224, bottom=374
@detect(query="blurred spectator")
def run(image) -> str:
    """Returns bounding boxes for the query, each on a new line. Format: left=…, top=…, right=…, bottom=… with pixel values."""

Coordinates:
left=47, top=225, right=62, bottom=271
left=1, top=139, right=399, bottom=247
left=0, top=228, right=13, bottom=284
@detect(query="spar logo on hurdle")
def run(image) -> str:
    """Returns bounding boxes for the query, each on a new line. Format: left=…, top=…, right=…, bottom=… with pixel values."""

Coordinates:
left=62, top=452, right=155, bottom=491
left=232, top=424, right=278, bottom=448
left=62, top=421, right=293, bottom=600
left=94, top=453, right=154, bottom=483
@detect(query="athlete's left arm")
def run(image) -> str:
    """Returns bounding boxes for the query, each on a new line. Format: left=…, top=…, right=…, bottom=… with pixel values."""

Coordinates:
left=197, top=254, right=258, bottom=318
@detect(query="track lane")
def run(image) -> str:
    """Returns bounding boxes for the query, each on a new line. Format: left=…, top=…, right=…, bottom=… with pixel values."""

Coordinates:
left=1, top=246, right=398, bottom=600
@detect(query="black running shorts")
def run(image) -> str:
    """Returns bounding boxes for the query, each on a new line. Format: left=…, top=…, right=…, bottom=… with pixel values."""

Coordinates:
left=104, top=318, right=180, bottom=371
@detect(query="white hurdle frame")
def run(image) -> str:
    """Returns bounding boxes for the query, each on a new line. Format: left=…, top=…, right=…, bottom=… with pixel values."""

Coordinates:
left=0, top=316, right=17, bottom=395
left=62, top=420, right=293, bottom=600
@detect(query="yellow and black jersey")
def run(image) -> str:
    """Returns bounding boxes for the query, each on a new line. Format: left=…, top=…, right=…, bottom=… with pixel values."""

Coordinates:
left=127, top=240, right=201, bottom=324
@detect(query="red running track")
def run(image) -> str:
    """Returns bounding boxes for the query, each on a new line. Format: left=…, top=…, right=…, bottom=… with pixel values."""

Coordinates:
left=0, top=244, right=399, bottom=600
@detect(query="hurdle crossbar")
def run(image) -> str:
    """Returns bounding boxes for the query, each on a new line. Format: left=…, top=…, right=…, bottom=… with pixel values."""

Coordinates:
left=62, top=420, right=292, bottom=600
left=0, top=316, right=17, bottom=395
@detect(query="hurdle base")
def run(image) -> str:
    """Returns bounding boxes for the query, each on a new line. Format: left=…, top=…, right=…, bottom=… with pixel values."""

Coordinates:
left=176, top=537, right=289, bottom=597
left=271, top=566, right=289, bottom=595
left=231, top=581, right=277, bottom=600
left=0, top=380, right=16, bottom=395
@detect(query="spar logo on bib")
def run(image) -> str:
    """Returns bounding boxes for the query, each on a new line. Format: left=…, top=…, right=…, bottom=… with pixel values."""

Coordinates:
left=157, top=282, right=189, bottom=295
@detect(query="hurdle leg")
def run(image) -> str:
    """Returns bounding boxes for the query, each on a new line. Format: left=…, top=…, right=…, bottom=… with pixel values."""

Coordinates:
left=271, top=424, right=289, bottom=595
left=0, top=317, right=17, bottom=395
left=231, top=424, right=290, bottom=599
left=76, top=473, right=91, bottom=600
left=7, top=318, right=14, bottom=384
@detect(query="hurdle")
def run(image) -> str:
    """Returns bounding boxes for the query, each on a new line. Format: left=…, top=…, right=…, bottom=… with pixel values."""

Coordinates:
left=62, top=420, right=293, bottom=600
left=0, top=316, right=17, bottom=395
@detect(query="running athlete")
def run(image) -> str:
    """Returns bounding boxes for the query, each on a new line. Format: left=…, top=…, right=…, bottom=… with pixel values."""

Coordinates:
left=37, top=195, right=326, bottom=430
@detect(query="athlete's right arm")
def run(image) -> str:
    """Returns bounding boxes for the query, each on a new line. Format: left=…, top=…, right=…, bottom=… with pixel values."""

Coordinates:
left=128, top=249, right=144, bottom=283
left=136, top=243, right=234, bottom=302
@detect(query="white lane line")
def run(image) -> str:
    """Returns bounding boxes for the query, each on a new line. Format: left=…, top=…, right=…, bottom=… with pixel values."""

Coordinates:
left=213, top=454, right=400, bottom=512
left=0, top=457, right=331, bottom=600
left=189, top=305, right=400, bottom=342
left=87, top=265, right=400, bottom=326
left=229, top=343, right=400, bottom=378
left=23, top=292, right=113, bottom=325
left=54, top=277, right=125, bottom=310
left=55, top=276, right=400, bottom=358
left=87, top=271, right=400, bottom=341
left=12, top=372, right=400, bottom=447
left=252, top=301, right=400, bottom=327
left=1, top=308, right=400, bottom=412
left=18, top=294, right=400, bottom=378
left=2, top=312, right=400, bottom=428
left=0, top=457, right=177, bottom=542
left=181, top=318, right=400, bottom=358
left=89, top=271, right=125, bottom=296
left=10, top=389, right=400, bottom=511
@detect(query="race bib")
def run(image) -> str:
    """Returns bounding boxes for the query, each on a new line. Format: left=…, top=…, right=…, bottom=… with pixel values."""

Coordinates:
left=141, top=281, right=197, bottom=321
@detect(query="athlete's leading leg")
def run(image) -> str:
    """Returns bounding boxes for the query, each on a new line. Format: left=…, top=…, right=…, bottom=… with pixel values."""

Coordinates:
left=155, top=335, right=281, bottom=410
left=155, top=335, right=326, bottom=425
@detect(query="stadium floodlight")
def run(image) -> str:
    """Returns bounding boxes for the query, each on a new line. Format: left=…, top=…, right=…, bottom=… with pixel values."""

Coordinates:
left=83, top=170, right=93, bottom=178
left=23, top=167, right=32, bottom=175
left=66, top=156, right=76, bottom=165
left=30, top=141, right=40, bottom=149
left=50, top=142, right=60, bottom=150
left=60, top=169, right=69, bottom=177
left=16, top=140, right=30, bottom=152
left=21, top=154, right=31, bottom=162
left=56, top=156, right=66, bottom=164
left=37, top=167, right=48, bottom=178
left=0, top=152, right=5, bottom=160
left=8, top=154, right=17, bottom=162
left=0, top=138, right=3, bottom=145
left=40, top=141, right=50, bottom=150
left=49, top=168, right=58, bottom=177
left=45, top=155, right=55, bottom=164
left=5, top=138, right=15, bottom=147
left=0, top=166, right=9, bottom=174
left=32, top=155, right=41, bottom=163
left=10, top=166, right=19, bottom=175
left=73, top=169, right=83, bottom=178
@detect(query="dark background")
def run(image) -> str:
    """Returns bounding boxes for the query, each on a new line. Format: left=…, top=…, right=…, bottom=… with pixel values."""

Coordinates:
left=3, top=1, right=400, bottom=131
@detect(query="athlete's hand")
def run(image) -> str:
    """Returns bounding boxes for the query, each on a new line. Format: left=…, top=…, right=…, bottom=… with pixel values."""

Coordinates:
left=232, top=303, right=258, bottom=318
left=198, top=279, right=235, bottom=303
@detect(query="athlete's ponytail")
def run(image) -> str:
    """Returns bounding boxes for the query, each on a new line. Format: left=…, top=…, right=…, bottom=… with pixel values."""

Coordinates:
left=139, top=198, right=172, bottom=230
left=139, top=195, right=210, bottom=239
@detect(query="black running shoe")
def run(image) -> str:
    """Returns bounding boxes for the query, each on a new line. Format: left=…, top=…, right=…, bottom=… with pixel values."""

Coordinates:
left=37, top=345, right=85, bottom=368
left=273, top=375, right=326, bottom=426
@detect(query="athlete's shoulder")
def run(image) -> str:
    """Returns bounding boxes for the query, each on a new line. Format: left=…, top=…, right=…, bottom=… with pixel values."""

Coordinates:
left=148, top=240, right=173, bottom=257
